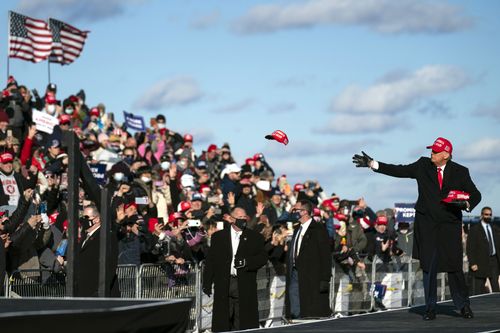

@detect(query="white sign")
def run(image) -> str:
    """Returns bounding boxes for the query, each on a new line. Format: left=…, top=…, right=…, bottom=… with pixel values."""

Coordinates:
left=32, top=110, right=59, bottom=134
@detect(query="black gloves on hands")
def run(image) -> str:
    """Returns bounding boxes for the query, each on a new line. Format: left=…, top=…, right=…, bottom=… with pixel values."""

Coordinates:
left=234, top=258, right=246, bottom=269
left=352, top=151, right=373, bottom=168
left=445, top=200, right=468, bottom=211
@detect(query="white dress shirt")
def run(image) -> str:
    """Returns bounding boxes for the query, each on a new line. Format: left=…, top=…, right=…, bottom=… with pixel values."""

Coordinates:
left=296, top=219, right=312, bottom=257
left=481, top=221, right=496, bottom=256
left=230, top=226, right=242, bottom=276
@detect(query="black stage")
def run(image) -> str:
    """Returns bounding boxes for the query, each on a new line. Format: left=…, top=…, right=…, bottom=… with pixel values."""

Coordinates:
left=253, top=293, right=500, bottom=333
left=0, top=297, right=192, bottom=333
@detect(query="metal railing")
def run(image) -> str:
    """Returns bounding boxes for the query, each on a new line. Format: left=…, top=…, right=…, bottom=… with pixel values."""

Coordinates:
left=2, top=256, right=467, bottom=332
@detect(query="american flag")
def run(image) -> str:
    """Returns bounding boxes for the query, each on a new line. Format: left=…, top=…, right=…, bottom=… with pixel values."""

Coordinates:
left=49, top=18, right=89, bottom=65
left=8, top=11, right=52, bottom=63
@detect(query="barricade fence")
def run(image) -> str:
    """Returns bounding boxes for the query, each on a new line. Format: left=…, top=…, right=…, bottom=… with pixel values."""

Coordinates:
left=2, top=256, right=468, bottom=332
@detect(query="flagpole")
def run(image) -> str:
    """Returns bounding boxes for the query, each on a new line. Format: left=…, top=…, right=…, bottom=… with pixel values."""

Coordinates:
left=48, top=60, right=51, bottom=84
left=7, top=11, right=11, bottom=80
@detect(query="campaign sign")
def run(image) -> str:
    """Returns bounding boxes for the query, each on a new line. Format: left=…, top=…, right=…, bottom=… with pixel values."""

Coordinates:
left=394, top=203, right=416, bottom=224
left=32, top=110, right=59, bottom=134
left=89, top=163, right=107, bottom=185
left=123, top=111, right=145, bottom=131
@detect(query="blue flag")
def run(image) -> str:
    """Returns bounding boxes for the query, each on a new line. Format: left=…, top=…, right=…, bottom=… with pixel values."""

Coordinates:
left=123, top=111, right=145, bottom=131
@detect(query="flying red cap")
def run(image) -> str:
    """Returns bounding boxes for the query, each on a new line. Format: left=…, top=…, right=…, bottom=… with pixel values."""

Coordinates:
left=441, top=190, right=470, bottom=203
left=265, top=130, right=289, bottom=145
left=426, top=137, right=452, bottom=154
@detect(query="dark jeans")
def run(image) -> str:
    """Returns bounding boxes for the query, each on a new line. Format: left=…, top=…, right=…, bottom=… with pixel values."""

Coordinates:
left=229, top=276, right=240, bottom=330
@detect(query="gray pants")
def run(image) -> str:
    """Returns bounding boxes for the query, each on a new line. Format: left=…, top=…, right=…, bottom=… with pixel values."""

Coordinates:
left=229, top=276, right=240, bottom=330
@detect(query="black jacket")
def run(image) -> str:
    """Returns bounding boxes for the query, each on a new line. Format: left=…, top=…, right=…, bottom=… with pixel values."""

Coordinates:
left=466, top=222, right=500, bottom=278
left=203, top=225, right=267, bottom=332
left=285, top=220, right=332, bottom=318
left=375, top=157, right=481, bottom=272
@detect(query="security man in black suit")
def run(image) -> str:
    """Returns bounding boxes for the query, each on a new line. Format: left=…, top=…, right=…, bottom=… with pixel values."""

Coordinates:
left=202, top=207, right=267, bottom=332
left=285, top=200, right=332, bottom=319
left=466, top=206, right=500, bottom=294
left=353, top=137, right=481, bottom=320
left=77, top=205, right=120, bottom=297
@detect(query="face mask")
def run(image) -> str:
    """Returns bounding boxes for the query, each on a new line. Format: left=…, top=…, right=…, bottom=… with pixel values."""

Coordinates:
left=113, top=172, right=124, bottom=182
left=124, top=156, right=134, bottom=165
left=234, top=218, right=247, bottom=230
left=109, top=145, right=121, bottom=153
left=157, top=123, right=166, bottom=129
left=289, top=211, right=301, bottom=222
left=47, top=104, right=56, bottom=114
left=65, top=108, right=73, bottom=115
left=483, top=216, right=492, bottom=223
left=161, top=161, right=170, bottom=170
left=141, top=176, right=151, bottom=184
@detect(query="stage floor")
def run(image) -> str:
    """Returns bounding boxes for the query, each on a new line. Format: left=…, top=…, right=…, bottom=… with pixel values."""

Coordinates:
left=256, top=293, right=500, bottom=333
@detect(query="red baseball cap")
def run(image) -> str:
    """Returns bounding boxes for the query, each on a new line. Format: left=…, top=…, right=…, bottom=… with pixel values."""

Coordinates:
left=207, top=144, right=217, bottom=152
left=89, top=107, right=100, bottom=117
left=293, top=183, right=304, bottom=192
left=441, top=190, right=470, bottom=203
left=0, top=152, right=13, bottom=163
left=426, top=137, right=452, bottom=154
left=184, top=134, right=193, bottom=142
left=376, top=216, right=388, bottom=225
left=177, top=201, right=191, bottom=212
left=265, top=130, right=289, bottom=145
left=124, top=202, right=138, bottom=210
left=45, top=92, right=57, bottom=104
left=59, top=114, right=71, bottom=124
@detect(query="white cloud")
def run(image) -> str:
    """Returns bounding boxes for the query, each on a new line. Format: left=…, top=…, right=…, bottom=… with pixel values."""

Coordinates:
left=17, top=0, right=144, bottom=23
left=233, top=0, right=472, bottom=35
left=472, top=100, right=500, bottom=122
left=210, top=99, right=255, bottom=113
left=315, top=114, right=402, bottom=134
left=190, top=11, right=221, bottom=30
left=331, top=65, right=470, bottom=114
left=459, top=138, right=500, bottom=161
left=133, top=76, right=203, bottom=110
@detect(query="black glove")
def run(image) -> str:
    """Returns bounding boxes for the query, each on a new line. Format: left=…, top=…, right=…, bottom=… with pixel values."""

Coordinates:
left=319, top=280, right=330, bottom=293
left=234, top=258, right=246, bottom=269
left=446, top=200, right=468, bottom=211
left=203, top=287, right=212, bottom=297
left=352, top=151, right=373, bottom=168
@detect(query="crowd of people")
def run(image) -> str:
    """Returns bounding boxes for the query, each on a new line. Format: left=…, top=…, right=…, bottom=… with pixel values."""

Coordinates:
left=0, top=76, right=497, bottom=311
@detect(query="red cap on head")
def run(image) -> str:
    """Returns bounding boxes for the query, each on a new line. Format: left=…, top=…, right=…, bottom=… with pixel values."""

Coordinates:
left=168, top=212, right=185, bottom=227
left=321, top=199, right=334, bottom=211
left=184, top=134, right=193, bottom=142
left=207, top=144, right=217, bottom=152
left=59, top=114, right=71, bottom=124
left=69, top=95, right=79, bottom=103
left=313, top=207, right=321, bottom=217
left=426, top=137, right=452, bottom=154
left=376, top=216, right=388, bottom=225
left=265, top=130, right=289, bottom=145
left=90, top=107, right=100, bottom=117
left=293, top=183, right=304, bottom=192
left=45, top=92, right=56, bottom=104
left=124, top=202, right=138, bottom=210
left=0, top=152, right=13, bottom=163
left=177, top=201, right=191, bottom=212
left=245, top=158, right=255, bottom=165
left=199, top=184, right=211, bottom=193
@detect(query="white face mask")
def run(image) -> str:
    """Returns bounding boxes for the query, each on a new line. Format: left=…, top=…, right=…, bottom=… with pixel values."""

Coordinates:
left=65, top=108, right=73, bottom=115
left=113, top=172, right=124, bottom=182
left=141, top=176, right=151, bottom=184
left=47, top=104, right=56, bottom=114
left=157, top=123, right=166, bottom=129
left=160, top=161, right=170, bottom=170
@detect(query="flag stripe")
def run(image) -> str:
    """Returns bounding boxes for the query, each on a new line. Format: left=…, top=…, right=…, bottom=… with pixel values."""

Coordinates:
left=9, top=11, right=52, bottom=63
left=48, top=17, right=89, bottom=65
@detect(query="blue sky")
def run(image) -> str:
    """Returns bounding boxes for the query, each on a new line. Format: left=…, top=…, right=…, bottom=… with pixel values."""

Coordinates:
left=1, top=0, right=499, bottom=214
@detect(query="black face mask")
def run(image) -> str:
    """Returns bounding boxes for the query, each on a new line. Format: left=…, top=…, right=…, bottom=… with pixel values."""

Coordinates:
left=483, top=216, right=492, bottom=223
left=289, top=211, right=301, bottom=222
left=234, top=218, right=247, bottom=230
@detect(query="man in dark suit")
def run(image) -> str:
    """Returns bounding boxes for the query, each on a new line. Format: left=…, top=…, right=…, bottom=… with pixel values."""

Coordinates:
left=77, top=205, right=120, bottom=297
left=466, top=206, right=500, bottom=294
left=285, top=200, right=332, bottom=319
left=202, top=207, right=267, bottom=332
left=353, top=137, right=481, bottom=320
